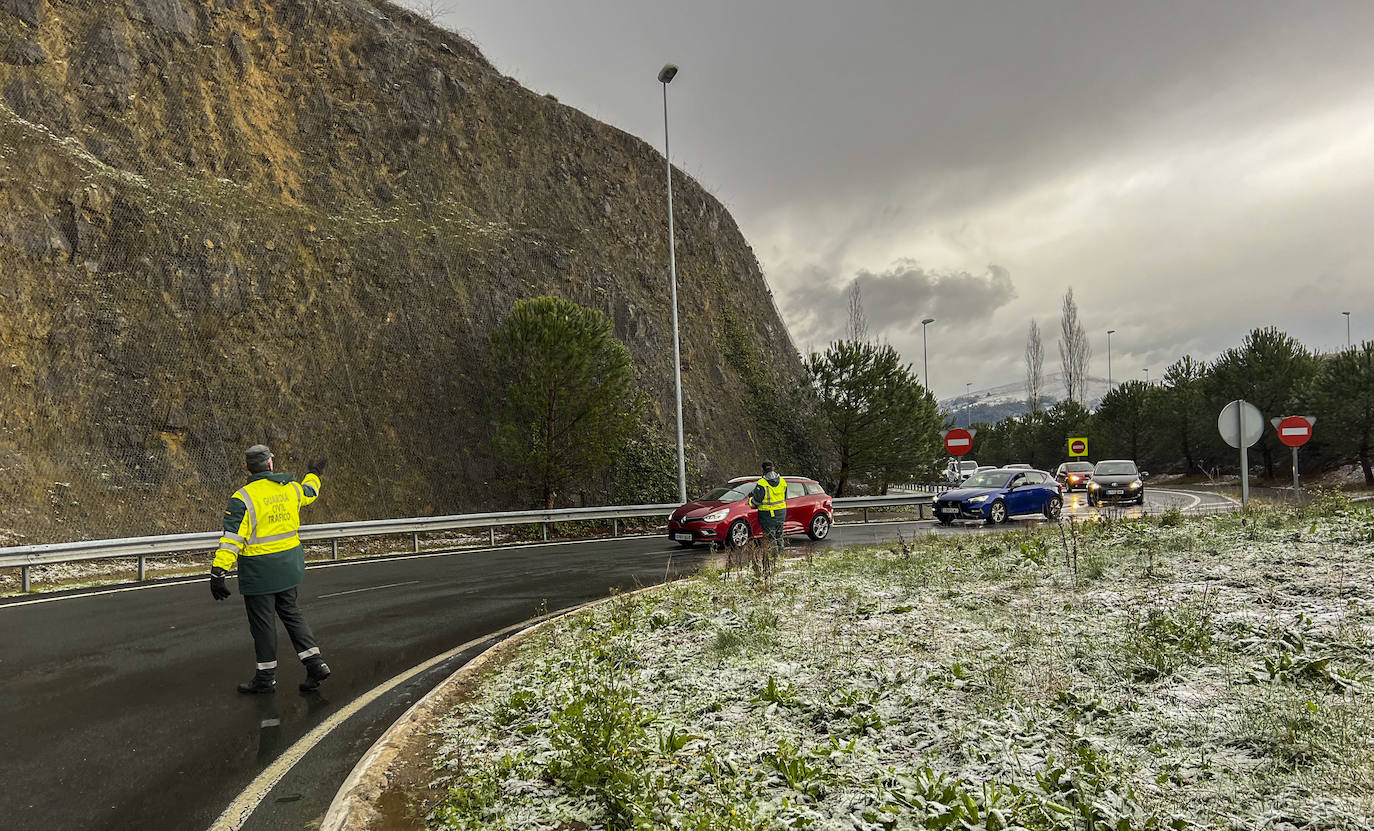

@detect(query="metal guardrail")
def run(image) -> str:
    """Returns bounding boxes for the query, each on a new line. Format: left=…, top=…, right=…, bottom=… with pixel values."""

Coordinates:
left=0, top=494, right=938, bottom=593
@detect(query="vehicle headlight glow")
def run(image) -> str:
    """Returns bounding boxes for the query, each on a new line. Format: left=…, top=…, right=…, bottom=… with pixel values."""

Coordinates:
left=1089, top=482, right=1101, bottom=489
left=1130, top=480, right=1142, bottom=489
left=702, top=509, right=729, bottom=522
left=967, top=495, right=988, bottom=504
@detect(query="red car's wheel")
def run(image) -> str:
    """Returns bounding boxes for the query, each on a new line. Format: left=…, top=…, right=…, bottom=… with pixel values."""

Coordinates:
left=807, top=512, right=831, bottom=540
left=727, top=519, right=752, bottom=548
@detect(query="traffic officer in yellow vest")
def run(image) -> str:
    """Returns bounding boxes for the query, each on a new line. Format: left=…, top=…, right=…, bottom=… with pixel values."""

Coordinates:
left=209, top=444, right=331, bottom=694
left=748, top=459, right=787, bottom=552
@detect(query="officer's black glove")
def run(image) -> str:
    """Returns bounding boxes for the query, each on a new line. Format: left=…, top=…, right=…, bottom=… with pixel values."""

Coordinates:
left=210, top=567, right=231, bottom=601
left=307, top=457, right=327, bottom=477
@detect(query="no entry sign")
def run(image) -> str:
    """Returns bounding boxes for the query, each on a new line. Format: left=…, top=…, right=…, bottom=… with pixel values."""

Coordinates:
left=943, top=427, right=974, bottom=456
left=1273, top=415, right=1315, bottom=448
left=1068, top=437, right=1088, bottom=457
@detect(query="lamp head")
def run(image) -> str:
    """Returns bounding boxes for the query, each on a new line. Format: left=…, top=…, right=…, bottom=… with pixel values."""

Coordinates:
left=921, top=317, right=935, bottom=325
left=658, top=64, right=678, bottom=84
left=1107, top=329, right=1116, bottom=334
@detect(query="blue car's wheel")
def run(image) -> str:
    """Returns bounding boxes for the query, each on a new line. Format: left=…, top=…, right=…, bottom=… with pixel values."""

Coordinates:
left=986, top=499, right=1007, bottom=525
left=1044, top=495, right=1062, bottom=519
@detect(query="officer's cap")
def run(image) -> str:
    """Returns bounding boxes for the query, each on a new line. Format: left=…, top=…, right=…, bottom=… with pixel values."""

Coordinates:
left=245, top=444, right=273, bottom=471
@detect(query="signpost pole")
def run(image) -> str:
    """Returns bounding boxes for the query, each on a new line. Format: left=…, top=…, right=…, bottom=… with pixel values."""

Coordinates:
left=1292, top=446, right=1300, bottom=494
left=1237, top=401, right=1249, bottom=508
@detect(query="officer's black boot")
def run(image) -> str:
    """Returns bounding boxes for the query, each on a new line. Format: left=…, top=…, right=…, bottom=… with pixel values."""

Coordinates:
left=299, top=657, right=331, bottom=692
left=237, top=669, right=277, bottom=694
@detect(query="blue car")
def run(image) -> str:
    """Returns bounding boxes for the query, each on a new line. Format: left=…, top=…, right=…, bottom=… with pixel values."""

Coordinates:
left=934, top=468, right=1063, bottom=525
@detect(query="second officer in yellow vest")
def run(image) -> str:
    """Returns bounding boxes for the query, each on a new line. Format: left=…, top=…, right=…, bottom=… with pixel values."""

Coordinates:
left=209, top=444, right=331, bottom=694
left=748, top=459, right=788, bottom=552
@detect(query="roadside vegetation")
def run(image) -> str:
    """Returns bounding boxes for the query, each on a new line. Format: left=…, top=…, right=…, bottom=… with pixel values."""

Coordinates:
left=983, top=321, right=1374, bottom=485
left=427, top=495, right=1374, bottom=830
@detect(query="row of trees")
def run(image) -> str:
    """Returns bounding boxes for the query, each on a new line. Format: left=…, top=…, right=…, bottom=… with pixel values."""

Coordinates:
left=980, top=327, right=1374, bottom=484
left=490, top=295, right=1370, bottom=508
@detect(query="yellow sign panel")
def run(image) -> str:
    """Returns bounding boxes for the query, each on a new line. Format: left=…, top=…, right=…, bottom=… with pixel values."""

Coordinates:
left=1068, top=437, right=1089, bottom=457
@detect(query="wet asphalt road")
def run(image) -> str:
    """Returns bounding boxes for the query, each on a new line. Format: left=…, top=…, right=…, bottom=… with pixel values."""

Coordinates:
left=0, top=489, right=1230, bottom=831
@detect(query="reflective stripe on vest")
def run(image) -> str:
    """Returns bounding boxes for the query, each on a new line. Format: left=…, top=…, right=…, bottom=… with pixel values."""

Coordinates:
left=758, top=477, right=787, bottom=512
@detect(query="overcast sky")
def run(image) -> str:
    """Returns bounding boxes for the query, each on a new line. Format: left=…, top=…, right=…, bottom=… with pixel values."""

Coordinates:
left=406, top=1, right=1374, bottom=399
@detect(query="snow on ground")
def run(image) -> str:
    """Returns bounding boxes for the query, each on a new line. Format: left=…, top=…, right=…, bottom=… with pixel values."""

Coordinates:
left=426, top=495, right=1374, bottom=830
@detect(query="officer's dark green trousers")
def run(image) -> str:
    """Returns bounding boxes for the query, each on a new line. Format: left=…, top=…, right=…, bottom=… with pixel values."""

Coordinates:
left=759, top=508, right=786, bottom=551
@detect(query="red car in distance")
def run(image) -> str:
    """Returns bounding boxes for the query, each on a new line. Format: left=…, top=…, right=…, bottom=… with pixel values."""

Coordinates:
left=1055, top=461, right=1095, bottom=491
left=668, top=476, right=834, bottom=548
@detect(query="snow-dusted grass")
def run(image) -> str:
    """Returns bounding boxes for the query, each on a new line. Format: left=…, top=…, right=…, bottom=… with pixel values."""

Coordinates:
left=428, top=495, right=1374, bottom=830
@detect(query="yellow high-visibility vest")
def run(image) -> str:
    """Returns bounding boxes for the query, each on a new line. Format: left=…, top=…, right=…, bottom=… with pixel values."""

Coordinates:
left=755, top=476, right=787, bottom=513
left=215, top=473, right=321, bottom=569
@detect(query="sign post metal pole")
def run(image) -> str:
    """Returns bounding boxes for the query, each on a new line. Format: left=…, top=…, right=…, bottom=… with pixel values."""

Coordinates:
left=1238, top=402, right=1248, bottom=508
left=1292, top=446, right=1300, bottom=493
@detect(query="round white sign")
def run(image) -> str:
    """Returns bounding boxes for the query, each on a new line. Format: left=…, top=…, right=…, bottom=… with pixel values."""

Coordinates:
left=1218, top=400, right=1264, bottom=449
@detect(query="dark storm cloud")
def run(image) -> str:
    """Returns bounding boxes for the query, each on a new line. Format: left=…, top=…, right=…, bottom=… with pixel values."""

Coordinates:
left=415, top=1, right=1374, bottom=396
left=785, top=261, right=1015, bottom=347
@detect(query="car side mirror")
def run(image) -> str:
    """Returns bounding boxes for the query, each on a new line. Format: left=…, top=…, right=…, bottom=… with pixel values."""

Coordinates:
left=1141, top=471, right=1150, bottom=478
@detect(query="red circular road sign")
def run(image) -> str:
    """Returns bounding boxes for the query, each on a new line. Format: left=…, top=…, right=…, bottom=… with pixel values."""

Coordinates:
left=1276, top=415, right=1313, bottom=447
left=945, top=427, right=974, bottom=456
left=1069, top=438, right=1088, bottom=455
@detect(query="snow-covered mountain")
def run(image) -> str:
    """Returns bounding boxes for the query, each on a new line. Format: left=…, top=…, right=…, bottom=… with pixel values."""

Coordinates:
left=939, top=373, right=1113, bottom=425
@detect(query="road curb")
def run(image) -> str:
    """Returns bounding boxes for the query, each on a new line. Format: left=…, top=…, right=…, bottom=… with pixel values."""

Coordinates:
left=319, top=587, right=661, bottom=831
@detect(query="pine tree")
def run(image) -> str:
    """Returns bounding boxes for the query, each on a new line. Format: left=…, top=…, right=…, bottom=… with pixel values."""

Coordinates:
left=489, top=296, right=638, bottom=509
left=1317, top=342, right=1374, bottom=484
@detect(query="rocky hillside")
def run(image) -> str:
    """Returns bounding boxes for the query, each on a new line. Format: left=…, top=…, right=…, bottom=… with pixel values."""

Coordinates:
left=0, top=0, right=807, bottom=542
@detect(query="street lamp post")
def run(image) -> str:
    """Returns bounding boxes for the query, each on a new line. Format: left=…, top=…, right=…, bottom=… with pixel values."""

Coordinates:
left=921, top=318, right=935, bottom=389
left=1144, top=368, right=1149, bottom=385
left=1344, top=311, right=1352, bottom=348
left=965, top=381, right=972, bottom=428
left=1106, top=329, right=1115, bottom=391
left=658, top=63, right=687, bottom=504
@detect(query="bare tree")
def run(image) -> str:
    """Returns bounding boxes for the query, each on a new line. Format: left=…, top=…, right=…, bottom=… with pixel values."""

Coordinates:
left=411, top=0, right=448, bottom=22
left=1025, top=320, right=1044, bottom=412
left=1058, top=288, right=1091, bottom=405
left=845, top=279, right=870, bottom=344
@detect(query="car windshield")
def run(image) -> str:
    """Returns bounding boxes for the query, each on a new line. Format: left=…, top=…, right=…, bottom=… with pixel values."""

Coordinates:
left=961, top=471, right=1016, bottom=489
left=702, top=483, right=754, bottom=502
left=1094, top=462, right=1138, bottom=476
left=1066, top=463, right=1094, bottom=472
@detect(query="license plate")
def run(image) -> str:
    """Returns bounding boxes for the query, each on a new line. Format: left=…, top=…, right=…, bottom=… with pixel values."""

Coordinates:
left=673, top=533, right=693, bottom=542
left=939, top=507, right=958, bottom=514
left=1107, top=489, right=1123, bottom=495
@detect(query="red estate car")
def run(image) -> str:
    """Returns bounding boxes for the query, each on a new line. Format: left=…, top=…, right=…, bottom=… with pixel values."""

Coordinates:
left=668, top=476, right=834, bottom=548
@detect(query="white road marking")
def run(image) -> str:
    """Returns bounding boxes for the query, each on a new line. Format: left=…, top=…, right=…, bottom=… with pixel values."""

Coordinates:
left=206, top=606, right=584, bottom=831
left=317, top=581, right=420, bottom=599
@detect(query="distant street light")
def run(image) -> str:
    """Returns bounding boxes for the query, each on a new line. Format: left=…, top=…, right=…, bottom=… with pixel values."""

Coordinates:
left=658, top=62, right=686, bottom=504
left=1106, top=329, right=1116, bottom=392
left=965, top=381, right=972, bottom=427
left=921, top=318, right=935, bottom=390
left=1344, top=311, right=1352, bottom=348
left=1144, top=368, right=1149, bottom=385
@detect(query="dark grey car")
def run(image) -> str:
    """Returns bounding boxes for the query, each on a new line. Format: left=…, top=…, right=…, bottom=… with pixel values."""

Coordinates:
left=1087, top=459, right=1145, bottom=505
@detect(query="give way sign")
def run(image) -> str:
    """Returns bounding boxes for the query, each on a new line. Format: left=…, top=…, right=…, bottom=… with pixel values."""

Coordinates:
left=1273, top=415, right=1316, bottom=447
left=942, top=428, right=975, bottom=456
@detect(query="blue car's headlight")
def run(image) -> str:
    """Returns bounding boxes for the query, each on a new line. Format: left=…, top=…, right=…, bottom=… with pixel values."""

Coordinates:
left=967, top=495, right=989, bottom=504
